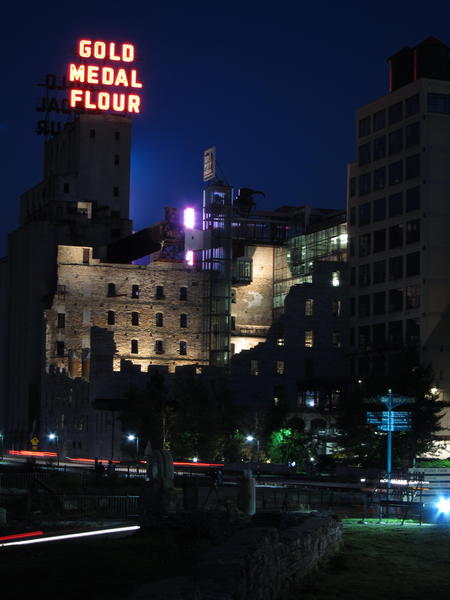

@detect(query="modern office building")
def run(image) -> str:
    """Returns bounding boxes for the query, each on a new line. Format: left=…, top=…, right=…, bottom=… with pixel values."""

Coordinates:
left=348, top=36, right=450, bottom=438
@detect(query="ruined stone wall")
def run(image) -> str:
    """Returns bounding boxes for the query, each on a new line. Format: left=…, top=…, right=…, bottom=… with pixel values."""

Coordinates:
left=45, top=246, right=206, bottom=378
left=130, top=513, right=342, bottom=600
left=232, top=245, right=274, bottom=355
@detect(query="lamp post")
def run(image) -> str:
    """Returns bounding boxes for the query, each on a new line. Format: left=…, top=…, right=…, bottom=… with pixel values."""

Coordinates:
left=246, top=435, right=260, bottom=477
left=127, top=434, right=139, bottom=469
left=48, top=433, right=59, bottom=467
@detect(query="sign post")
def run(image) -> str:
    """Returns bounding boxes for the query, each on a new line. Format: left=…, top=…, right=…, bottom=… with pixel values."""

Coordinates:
left=366, top=389, right=415, bottom=502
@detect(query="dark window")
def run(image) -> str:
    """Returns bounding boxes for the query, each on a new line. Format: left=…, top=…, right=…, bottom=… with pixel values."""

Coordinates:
left=389, top=224, right=403, bottom=249
left=373, top=109, right=386, bottom=131
left=111, top=229, right=120, bottom=238
left=89, top=129, right=95, bottom=138
left=350, top=267, right=356, bottom=286
left=107, top=310, right=115, bottom=325
left=373, top=167, right=386, bottom=191
left=359, top=326, right=370, bottom=349
left=358, top=264, right=370, bottom=287
left=350, top=328, right=355, bottom=347
left=406, top=319, right=420, bottom=346
left=358, top=295, right=370, bottom=317
left=107, top=283, right=116, bottom=297
left=373, top=229, right=386, bottom=252
left=57, top=313, right=65, bottom=329
left=131, top=312, right=139, bottom=326
left=405, top=94, right=419, bottom=117
left=113, top=187, right=119, bottom=197
left=131, top=340, right=138, bottom=354
left=349, top=238, right=355, bottom=256
left=406, top=252, right=420, bottom=277
left=82, top=248, right=90, bottom=264
left=359, top=116, right=371, bottom=137
left=389, top=288, right=403, bottom=312
left=406, top=285, right=420, bottom=309
left=115, top=131, right=121, bottom=140
left=373, top=197, right=386, bottom=221
left=111, top=210, right=120, bottom=218
left=406, top=186, right=420, bottom=212
left=56, top=341, right=65, bottom=357
left=63, top=183, right=70, bottom=194
left=406, top=219, right=420, bottom=244
left=389, top=102, right=403, bottom=125
left=405, top=122, right=420, bottom=147
left=349, top=177, right=356, bottom=197
left=179, top=341, right=187, bottom=355
left=180, top=313, right=188, bottom=328
left=156, top=313, right=163, bottom=327
left=155, top=340, right=164, bottom=354
left=156, top=286, right=164, bottom=299
left=388, top=192, right=403, bottom=217
left=231, top=315, right=236, bottom=329
left=389, top=256, right=403, bottom=280
left=373, top=260, right=386, bottom=284
left=373, top=291, right=386, bottom=315
left=180, top=287, right=188, bottom=301
left=114, top=154, right=120, bottom=166
left=389, top=161, right=403, bottom=186
left=373, top=323, right=385, bottom=346
left=389, top=129, right=403, bottom=155
left=373, top=136, right=386, bottom=160
left=428, top=93, right=450, bottom=114
left=359, top=202, right=371, bottom=226
left=406, top=154, right=420, bottom=179
left=358, top=173, right=371, bottom=196
left=359, top=142, right=371, bottom=166
left=350, top=297, right=355, bottom=316
left=359, top=233, right=371, bottom=257
left=388, top=321, right=403, bottom=346
left=132, top=284, right=140, bottom=298
left=349, top=207, right=356, bottom=226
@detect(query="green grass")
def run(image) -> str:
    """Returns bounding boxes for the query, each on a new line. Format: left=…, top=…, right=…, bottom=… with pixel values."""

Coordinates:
left=290, top=519, right=450, bottom=599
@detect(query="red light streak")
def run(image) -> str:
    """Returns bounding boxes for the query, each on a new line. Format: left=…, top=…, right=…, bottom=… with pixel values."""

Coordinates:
left=0, top=531, right=44, bottom=541
left=8, top=450, right=57, bottom=457
left=66, top=457, right=120, bottom=464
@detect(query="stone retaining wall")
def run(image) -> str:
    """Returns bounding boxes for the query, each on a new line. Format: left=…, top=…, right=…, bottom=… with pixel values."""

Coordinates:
left=129, top=513, right=342, bottom=600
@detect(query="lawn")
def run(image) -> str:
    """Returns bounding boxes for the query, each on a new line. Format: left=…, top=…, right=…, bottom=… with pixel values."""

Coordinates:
left=291, top=519, right=450, bottom=600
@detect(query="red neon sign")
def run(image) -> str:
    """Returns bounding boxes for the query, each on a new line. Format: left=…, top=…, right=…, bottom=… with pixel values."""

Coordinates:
left=68, top=39, right=143, bottom=114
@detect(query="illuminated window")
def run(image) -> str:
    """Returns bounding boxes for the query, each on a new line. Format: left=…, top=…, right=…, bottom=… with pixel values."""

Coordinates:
left=179, top=341, right=187, bottom=355
left=276, top=360, right=285, bottom=375
left=305, top=299, right=314, bottom=316
left=331, top=271, right=340, bottom=287
left=155, top=340, right=164, bottom=354
left=332, top=300, right=341, bottom=317
left=180, top=287, right=188, bottom=301
left=156, top=313, right=163, bottom=327
left=131, top=340, right=138, bottom=354
left=305, top=330, right=314, bottom=348
left=276, top=338, right=285, bottom=347
left=131, top=312, right=139, bottom=326
left=107, top=310, right=115, bottom=325
left=57, top=313, right=65, bottom=329
left=180, top=314, right=188, bottom=328
left=131, top=284, right=140, bottom=298
left=250, top=360, right=259, bottom=376
left=56, top=341, right=65, bottom=357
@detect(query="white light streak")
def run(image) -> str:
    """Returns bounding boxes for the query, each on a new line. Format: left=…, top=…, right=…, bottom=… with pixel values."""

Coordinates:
left=0, top=525, right=140, bottom=548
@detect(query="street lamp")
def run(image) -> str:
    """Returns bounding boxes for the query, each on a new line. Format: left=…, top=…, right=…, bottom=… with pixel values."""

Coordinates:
left=246, top=435, right=260, bottom=476
left=48, top=433, right=59, bottom=467
left=127, top=434, right=139, bottom=466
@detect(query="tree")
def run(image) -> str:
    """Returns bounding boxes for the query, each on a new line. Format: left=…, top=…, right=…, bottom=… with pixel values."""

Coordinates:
left=336, top=354, right=449, bottom=468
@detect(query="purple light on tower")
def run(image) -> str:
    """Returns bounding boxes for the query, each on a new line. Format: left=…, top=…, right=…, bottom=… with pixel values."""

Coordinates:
left=184, top=207, right=195, bottom=229
left=185, top=250, right=194, bottom=266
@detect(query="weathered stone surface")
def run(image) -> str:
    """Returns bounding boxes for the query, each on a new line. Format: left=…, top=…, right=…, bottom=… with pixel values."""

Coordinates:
left=127, top=512, right=342, bottom=600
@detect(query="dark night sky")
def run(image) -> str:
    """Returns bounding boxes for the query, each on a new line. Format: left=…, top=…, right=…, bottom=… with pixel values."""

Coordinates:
left=1, top=0, right=449, bottom=255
